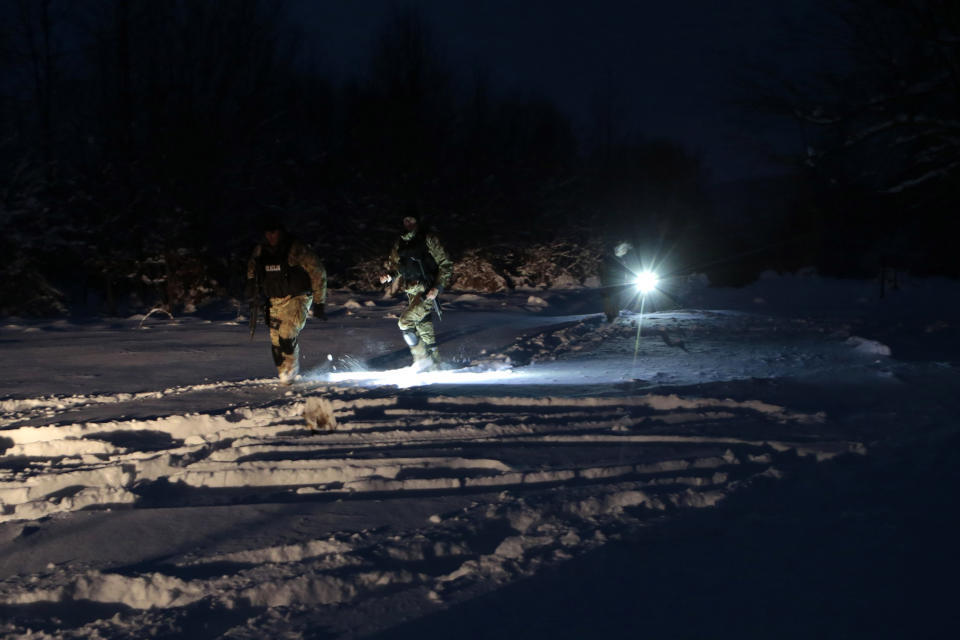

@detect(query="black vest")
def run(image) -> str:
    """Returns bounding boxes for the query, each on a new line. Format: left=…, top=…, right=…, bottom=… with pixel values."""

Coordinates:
left=397, top=232, right=438, bottom=285
left=258, top=238, right=312, bottom=298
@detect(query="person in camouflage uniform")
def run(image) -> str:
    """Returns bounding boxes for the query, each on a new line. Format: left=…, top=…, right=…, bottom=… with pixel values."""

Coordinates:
left=245, top=216, right=327, bottom=383
left=379, top=214, right=453, bottom=370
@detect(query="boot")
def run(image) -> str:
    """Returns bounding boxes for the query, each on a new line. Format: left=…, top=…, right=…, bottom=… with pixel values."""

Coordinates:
left=409, top=340, right=429, bottom=370
left=426, top=344, right=442, bottom=371
left=277, top=353, right=300, bottom=384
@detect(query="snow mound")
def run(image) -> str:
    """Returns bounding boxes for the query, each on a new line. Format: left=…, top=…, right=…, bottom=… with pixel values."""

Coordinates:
left=846, top=336, right=892, bottom=356
left=304, top=396, right=338, bottom=431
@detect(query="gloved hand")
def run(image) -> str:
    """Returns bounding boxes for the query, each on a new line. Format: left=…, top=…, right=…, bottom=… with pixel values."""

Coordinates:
left=313, top=303, right=327, bottom=321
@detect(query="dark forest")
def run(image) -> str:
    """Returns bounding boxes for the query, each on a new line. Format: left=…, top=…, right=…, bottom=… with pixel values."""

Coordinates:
left=1, top=0, right=957, bottom=317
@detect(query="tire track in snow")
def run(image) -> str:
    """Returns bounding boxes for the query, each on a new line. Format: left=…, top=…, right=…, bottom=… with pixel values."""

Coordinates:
left=1, top=384, right=856, bottom=520
left=0, top=379, right=866, bottom=637
left=0, top=377, right=283, bottom=427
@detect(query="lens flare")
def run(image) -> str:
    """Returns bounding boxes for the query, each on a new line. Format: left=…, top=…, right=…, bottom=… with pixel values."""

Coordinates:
left=634, top=270, right=659, bottom=294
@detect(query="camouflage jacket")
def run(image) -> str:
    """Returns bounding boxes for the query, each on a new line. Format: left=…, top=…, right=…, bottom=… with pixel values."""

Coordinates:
left=247, top=236, right=327, bottom=303
left=387, top=230, right=453, bottom=292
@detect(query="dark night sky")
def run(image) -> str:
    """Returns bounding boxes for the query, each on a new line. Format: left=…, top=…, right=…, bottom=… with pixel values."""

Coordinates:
left=291, top=0, right=820, bottom=184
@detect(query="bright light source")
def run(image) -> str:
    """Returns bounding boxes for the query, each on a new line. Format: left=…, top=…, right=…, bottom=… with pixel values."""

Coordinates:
left=634, top=270, right=659, bottom=294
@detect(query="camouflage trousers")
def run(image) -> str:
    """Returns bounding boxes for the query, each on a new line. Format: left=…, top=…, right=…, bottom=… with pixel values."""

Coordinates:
left=268, top=293, right=312, bottom=381
left=397, top=284, right=439, bottom=365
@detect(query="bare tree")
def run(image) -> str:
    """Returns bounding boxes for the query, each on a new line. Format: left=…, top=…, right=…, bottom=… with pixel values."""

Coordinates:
left=759, top=0, right=960, bottom=195
left=746, top=0, right=960, bottom=274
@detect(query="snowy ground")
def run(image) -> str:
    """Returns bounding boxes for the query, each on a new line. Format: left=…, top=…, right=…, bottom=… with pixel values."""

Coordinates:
left=1, top=273, right=958, bottom=638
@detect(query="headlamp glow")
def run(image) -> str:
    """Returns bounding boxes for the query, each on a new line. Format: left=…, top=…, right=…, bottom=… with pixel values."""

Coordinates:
left=634, top=271, right=659, bottom=294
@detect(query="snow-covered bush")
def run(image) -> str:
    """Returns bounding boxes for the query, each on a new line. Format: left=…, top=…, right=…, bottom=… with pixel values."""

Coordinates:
left=450, top=249, right=509, bottom=292
left=341, top=254, right=391, bottom=292
left=0, top=166, right=72, bottom=316
left=511, top=240, right=601, bottom=289
left=159, top=250, right=226, bottom=313
left=339, top=240, right=601, bottom=294
left=83, top=248, right=226, bottom=316
left=0, top=255, right=68, bottom=316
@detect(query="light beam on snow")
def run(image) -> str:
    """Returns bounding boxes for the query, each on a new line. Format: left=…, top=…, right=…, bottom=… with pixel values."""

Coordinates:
left=633, top=294, right=647, bottom=368
left=324, top=366, right=515, bottom=388
left=629, top=268, right=660, bottom=368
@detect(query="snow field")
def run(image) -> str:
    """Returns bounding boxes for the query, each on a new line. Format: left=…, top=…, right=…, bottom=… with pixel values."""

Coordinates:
left=4, top=277, right=953, bottom=638
left=0, top=378, right=863, bottom=633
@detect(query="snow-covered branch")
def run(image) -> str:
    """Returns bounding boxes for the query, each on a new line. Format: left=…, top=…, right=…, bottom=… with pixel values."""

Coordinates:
left=882, top=160, right=960, bottom=193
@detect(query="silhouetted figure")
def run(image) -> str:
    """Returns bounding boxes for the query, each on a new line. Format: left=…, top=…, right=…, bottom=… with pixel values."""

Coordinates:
left=600, top=241, right=637, bottom=323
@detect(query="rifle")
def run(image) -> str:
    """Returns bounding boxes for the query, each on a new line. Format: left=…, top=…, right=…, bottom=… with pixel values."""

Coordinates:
left=248, top=260, right=265, bottom=339
left=411, top=257, right=442, bottom=321
left=249, top=294, right=272, bottom=340
left=249, top=296, right=260, bottom=340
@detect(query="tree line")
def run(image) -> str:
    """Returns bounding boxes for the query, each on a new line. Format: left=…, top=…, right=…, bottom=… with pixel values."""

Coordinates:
left=1, top=1, right=714, bottom=315
left=1, top=0, right=954, bottom=316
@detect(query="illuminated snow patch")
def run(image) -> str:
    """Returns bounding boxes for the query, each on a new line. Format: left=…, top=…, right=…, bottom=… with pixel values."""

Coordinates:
left=324, top=366, right=515, bottom=388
